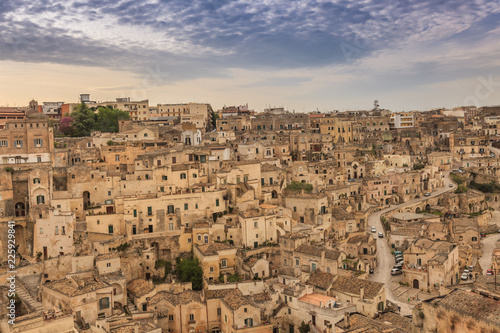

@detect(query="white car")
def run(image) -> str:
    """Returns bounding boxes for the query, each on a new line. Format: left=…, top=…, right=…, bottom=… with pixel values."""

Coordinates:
left=424, top=192, right=431, bottom=197
left=461, top=273, right=469, bottom=281
left=371, top=227, right=376, bottom=233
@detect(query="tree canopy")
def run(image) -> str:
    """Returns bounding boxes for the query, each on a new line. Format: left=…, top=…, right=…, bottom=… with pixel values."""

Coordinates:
left=176, top=256, right=203, bottom=290
left=62, top=103, right=130, bottom=137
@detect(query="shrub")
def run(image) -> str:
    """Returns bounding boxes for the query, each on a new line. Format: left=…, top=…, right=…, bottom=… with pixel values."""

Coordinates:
left=286, top=181, right=313, bottom=193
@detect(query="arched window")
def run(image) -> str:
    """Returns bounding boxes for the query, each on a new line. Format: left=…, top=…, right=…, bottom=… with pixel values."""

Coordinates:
left=36, top=195, right=45, bottom=205
left=33, top=178, right=41, bottom=184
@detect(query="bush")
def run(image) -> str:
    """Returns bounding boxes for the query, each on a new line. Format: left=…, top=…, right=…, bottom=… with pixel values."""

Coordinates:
left=176, top=256, right=203, bottom=290
left=455, top=185, right=469, bottom=194
left=413, top=163, right=425, bottom=170
left=449, top=173, right=466, bottom=185
left=286, top=181, right=313, bottom=193
left=469, top=180, right=500, bottom=193
left=116, top=242, right=130, bottom=252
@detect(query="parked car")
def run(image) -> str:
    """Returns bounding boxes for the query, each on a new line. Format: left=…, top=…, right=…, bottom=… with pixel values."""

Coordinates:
left=391, top=268, right=402, bottom=276
left=396, top=257, right=404, bottom=264
left=486, top=269, right=493, bottom=275
left=449, top=183, right=453, bottom=187
left=461, top=273, right=469, bottom=281
left=378, top=232, right=384, bottom=238
left=464, top=269, right=470, bottom=274
left=394, top=263, right=403, bottom=270
left=468, top=265, right=474, bottom=270
left=348, top=178, right=356, bottom=182
left=394, top=251, right=403, bottom=256
left=371, top=226, right=376, bottom=233
left=424, top=192, right=431, bottom=197
left=480, top=233, right=486, bottom=238
left=369, top=268, right=374, bottom=274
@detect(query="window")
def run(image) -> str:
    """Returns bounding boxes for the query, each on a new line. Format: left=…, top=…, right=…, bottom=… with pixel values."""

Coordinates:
left=216, top=199, right=220, bottom=207
left=204, top=235, right=209, bottom=243
left=217, top=308, right=221, bottom=316
left=189, top=314, right=194, bottom=321
left=62, top=226, right=66, bottom=235
left=36, top=195, right=45, bottom=204
left=254, top=221, right=258, bottom=228
left=221, top=259, right=227, bottom=268
left=198, top=235, right=202, bottom=241
left=133, top=209, right=137, bottom=217
left=14, top=140, right=23, bottom=148
left=115, top=155, right=119, bottom=161
left=167, top=205, right=174, bottom=214
left=180, top=173, right=186, bottom=179
left=108, top=191, right=111, bottom=196
left=184, top=203, right=188, bottom=210
left=162, top=175, right=167, bottom=181
left=169, top=315, right=174, bottom=321
left=293, top=207, right=297, bottom=212
left=169, top=223, right=174, bottom=231
left=108, top=225, right=114, bottom=234
left=34, top=138, right=43, bottom=147
left=295, top=259, right=300, bottom=267
left=311, top=262, right=317, bottom=271
left=0, top=140, right=7, bottom=146
left=210, top=266, right=214, bottom=273
left=147, top=207, right=152, bottom=216
left=99, top=297, right=110, bottom=310
left=55, top=226, right=59, bottom=235
left=40, top=228, right=43, bottom=234
left=187, top=238, right=192, bottom=243
left=33, top=178, right=40, bottom=184
left=244, top=308, right=247, bottom=313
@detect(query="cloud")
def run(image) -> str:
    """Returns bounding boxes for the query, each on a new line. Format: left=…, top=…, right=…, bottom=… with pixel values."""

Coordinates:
left=0, top=0, right=500, bottom=110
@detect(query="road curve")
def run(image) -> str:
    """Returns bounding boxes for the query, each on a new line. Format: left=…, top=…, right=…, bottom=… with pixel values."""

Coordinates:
left=367, top=172, right=455, bottom=316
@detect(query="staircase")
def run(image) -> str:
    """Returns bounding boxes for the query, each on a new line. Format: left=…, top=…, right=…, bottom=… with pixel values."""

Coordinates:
left=126, top=295, right=138, bottom=314
left=15, top=277, right=43, bottom=312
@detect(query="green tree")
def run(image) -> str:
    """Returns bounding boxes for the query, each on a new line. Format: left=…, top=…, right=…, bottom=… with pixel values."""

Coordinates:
left=299, top=321, right=310, bottom=333
left=96, top=106, right=130, bottom=133
left=212, top=112, right=220, bottom=130
left=71, top=103, right=97, bottom=137
left=176, top=256, right=203, bottom=290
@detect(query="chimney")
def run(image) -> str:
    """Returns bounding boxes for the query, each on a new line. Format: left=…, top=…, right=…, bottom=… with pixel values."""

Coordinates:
left=360, top=286, right=365, bottom=301
left=344, top=312, right=350, bottom=328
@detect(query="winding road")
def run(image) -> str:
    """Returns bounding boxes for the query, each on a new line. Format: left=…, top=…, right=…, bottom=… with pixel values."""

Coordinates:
left=366, top=171, right=455, bottom=316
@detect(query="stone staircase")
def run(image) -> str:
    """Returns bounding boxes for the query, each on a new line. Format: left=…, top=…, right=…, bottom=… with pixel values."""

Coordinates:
left=126, top=295, right=138, bottom=314
left=15, top=277, right=43, bottom=312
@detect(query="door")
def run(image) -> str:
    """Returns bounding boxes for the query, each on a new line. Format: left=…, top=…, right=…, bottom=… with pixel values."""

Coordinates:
left=289, top=324, right=294, bottom=333
left=106, top=206, right=114, bottom=214
left=254, top=242, right=258, bottom=248
left=132, top=225, right=136, bottom=234
left=312, top=315, right=316, bottom=326
left=413, top=279, right=419, bottom=289
left=145, top=273, right=150, bottom=280
left=43, top=247, right=48, bottom=260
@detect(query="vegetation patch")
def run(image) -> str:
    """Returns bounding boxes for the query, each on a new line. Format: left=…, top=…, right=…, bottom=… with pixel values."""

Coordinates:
left=286, top=181, right=313, bottom=193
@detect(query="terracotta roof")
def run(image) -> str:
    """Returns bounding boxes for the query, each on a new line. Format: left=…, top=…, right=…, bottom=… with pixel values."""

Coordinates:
left=45, top=277, right=109, bottom=297
left=330, top=276, right=384, bottom=299
left=307, top=270, right=335, bottom=290
left=149, top=290, right=202, bottom=306
left=127, top=278, right=154, bottom=298
left=432, top=289, right=500, bottom=325
left=295, top=244, right=342, bottom=260
left=205, top=288, right=242, bottom=299
left=222, top=293, right=256, bottom=311
left=252, top=292, right=272, bottom=302
left=197, top=243, right=235, bottom=256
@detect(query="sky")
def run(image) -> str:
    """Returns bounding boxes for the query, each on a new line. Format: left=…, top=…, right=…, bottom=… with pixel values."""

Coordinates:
left=1, top=0, right=500, bottom=112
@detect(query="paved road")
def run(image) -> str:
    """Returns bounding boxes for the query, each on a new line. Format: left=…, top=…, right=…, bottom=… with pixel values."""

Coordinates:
left=367, top=172, right=455, bottom=316
left=479, top=233, right=500, bottom=274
